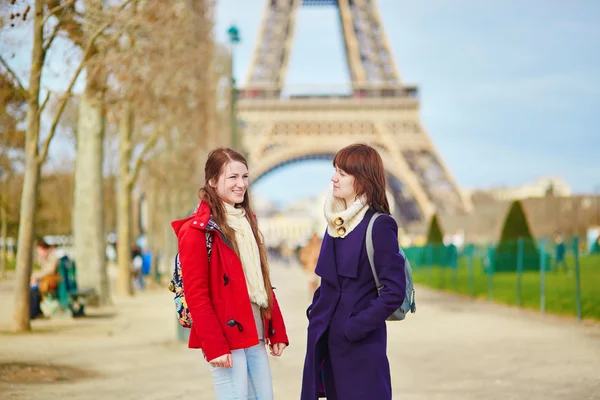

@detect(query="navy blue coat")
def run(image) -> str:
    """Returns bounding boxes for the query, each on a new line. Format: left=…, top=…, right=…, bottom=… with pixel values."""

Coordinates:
left=300, top=208, right=407, bottom=400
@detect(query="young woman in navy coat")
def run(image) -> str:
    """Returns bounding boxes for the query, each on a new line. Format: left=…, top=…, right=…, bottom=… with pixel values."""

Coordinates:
left=300, top=143, right=407, bottom=400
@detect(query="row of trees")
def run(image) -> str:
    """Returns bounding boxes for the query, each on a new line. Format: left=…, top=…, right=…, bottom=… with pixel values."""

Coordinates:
left=1, top=0, right=232, bottom=331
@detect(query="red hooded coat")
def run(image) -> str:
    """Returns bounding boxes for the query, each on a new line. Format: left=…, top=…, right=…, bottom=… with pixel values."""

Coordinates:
left=171, top=201, right=289, bottom=362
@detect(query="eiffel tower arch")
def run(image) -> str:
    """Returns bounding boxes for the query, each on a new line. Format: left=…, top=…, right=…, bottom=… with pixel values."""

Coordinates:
left=238, top=0, right=473, bottom=228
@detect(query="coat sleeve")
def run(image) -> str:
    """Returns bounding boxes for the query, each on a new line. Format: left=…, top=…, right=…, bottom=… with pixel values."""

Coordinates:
left=178, top=226, right=230, bottom=361
left=268, top=289, right=289, bottom=346
left=344, top=215, right=407, bottom=342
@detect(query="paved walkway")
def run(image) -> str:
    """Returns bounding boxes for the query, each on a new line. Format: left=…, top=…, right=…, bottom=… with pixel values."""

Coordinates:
left=0, top=262, right=599, bottom=399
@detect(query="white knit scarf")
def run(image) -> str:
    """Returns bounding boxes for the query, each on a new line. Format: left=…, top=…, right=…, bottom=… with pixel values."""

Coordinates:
left=324, top=192, right=369, bottom=238
left=224, top=203, right=268, bottom=308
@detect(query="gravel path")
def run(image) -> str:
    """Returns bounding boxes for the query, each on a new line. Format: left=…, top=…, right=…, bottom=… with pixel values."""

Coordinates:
left=0, top=262, right=598, bottom=399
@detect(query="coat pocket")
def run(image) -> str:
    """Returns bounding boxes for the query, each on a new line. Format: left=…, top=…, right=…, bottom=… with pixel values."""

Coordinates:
left=343, top=311, right=369, bottom=343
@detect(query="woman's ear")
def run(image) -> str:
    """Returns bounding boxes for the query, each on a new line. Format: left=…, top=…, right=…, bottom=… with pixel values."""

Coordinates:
left=209, top=179, right=216, bottom=188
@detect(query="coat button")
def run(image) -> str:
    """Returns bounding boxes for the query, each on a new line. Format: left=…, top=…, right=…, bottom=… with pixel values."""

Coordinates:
left=334, top=217, right=344, bottom=226
left=336, top=227, right=346, bottom=236
left=270, top=329, right=276, bottom=335
left=200, top=223, right=204, bottom=226
left=227, top=319, right=244, bottom=332
left=193, top=221, right=197, bottom=224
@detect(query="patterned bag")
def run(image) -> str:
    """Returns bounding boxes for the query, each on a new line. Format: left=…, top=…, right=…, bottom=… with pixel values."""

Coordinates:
left=168, top=229, right=213, bottom=328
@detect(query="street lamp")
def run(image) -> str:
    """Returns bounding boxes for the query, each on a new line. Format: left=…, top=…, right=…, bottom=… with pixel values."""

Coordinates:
left=227, top=24, right=241, bottom=151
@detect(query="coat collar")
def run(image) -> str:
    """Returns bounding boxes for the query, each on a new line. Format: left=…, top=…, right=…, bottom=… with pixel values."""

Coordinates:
left=171, top=201, right=221, bottom=237
left=316, top=208, right=375, bottom=283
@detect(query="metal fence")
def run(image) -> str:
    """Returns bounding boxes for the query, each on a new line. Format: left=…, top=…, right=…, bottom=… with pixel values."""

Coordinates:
left=405, top=237, right=600, bottom=321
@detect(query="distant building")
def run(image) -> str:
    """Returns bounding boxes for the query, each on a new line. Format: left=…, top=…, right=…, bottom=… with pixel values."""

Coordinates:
left=468, top=177, right=571, bottom=204
left=256, top=187, right=402, bottom=247
left=252, top=195, right=281, bottom=217
left=258, top=214, right=320, bottom=248
left=257, top=192, right=327, bottom=248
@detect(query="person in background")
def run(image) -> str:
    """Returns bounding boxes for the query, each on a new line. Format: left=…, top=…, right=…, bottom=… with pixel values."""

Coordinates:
left=554, top=232, right=568, bottom=272
left=590, top=235, right=600, bottom=254
left=299, top=233, right=322, bottom=298
left=30, top=239, right=59, bottom=319
left=131, top=244, right=144, bottom=290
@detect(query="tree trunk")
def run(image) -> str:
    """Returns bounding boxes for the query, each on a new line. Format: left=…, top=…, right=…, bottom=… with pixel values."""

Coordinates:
left=0, top=198, right=7, bottom=280
left=0, top=142, right=8, bottom=280
left=71, top=0, right=110, bottom=305
left=12, top=0, right=44, bottom=332
left=73, top=93, right=110, bottom=304
left=13, top=160, right=41, bottom=331
left=116, top=102, right=133, bottom=295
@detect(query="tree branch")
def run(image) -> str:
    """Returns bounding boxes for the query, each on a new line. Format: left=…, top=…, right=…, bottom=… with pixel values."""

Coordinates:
left=43, top=9, right=69, bottom=53
left=128, top=129, right=161, bottom=187
left=42, top=0, right=83, bottom=46
left=38, top=91, right=51, bottom=115
left=0, top=55, right=27, bottom=99
left=42, top=0, right=77, bottom=27
left=37, top=0, right=135, bottom=166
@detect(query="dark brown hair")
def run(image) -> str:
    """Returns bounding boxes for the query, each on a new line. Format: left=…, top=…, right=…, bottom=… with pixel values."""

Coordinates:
left=333, top=143, right=391, bottom=214
left=199, top=147, right=273, bottom=317
left=35, top=239, right=51, bottom=249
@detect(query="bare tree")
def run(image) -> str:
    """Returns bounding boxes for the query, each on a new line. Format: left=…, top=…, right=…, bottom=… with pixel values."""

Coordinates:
left=3, top=0, right=87, bottom=332
left=2, top=0, right=131, bottom=331
left=96, top=0, right=217, bottom=294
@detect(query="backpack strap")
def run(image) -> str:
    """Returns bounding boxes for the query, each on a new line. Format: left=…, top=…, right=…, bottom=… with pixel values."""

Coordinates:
left=205, top=230, right=213, bottom=262
left=366, top=212, right=383, bottom=294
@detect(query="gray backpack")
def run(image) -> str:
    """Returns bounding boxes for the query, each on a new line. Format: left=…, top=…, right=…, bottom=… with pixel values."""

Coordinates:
left=366, top=212, right=416, bottom=321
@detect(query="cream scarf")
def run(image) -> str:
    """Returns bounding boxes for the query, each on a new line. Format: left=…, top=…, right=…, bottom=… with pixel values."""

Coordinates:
left=324, top=192, right=369, bottom=238
left=225, top=203, right=268, bottom=308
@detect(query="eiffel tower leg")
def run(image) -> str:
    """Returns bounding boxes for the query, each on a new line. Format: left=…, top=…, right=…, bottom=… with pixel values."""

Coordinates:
left=339, top=0, right=400, bottom=87
left=246, top=0, right=301, bottom=90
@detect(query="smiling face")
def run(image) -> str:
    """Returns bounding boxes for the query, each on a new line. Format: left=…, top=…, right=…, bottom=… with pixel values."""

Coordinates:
left=331, top=165, right=357, bottom=206
left=211, top=160, right=249, bottom=206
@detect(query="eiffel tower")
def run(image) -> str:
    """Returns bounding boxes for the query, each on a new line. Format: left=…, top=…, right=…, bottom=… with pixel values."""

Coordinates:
left=238, top=0, right=472, bottom=228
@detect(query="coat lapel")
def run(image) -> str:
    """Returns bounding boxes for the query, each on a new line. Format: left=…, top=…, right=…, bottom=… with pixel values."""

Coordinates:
left=315, top=209, right=375, bottom=282
left=335, top=208, right=374, bottom=279
left=315, top=233, right=338, bottom=286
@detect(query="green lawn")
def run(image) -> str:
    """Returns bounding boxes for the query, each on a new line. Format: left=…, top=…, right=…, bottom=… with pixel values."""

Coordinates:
left=412, top=254, right=600, bottom=321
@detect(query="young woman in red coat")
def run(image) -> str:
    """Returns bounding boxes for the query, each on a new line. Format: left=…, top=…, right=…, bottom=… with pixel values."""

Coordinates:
left=171, top=147, right=289, bottom=399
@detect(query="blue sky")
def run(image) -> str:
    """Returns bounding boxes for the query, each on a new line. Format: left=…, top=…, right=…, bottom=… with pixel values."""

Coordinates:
left=3, top=1, right=599, bottom=207
left=214, top=0, right=600, bottom=205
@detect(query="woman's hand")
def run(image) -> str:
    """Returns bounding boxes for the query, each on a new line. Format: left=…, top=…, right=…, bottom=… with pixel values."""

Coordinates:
left=208, top=354, right=232, bottom=368
left=269, top=342, right=287, bottom=357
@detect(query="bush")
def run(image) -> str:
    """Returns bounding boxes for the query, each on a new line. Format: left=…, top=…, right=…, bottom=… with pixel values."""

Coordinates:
left=426, top=214, right=444, bottom=245
left=495, top=200, right=540, bottom=272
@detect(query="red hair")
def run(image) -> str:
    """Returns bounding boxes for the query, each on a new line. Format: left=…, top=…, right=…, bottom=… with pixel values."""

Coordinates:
left=199, top=148, right=273, bottom=317
left=333, top=143, right=391, bottom=214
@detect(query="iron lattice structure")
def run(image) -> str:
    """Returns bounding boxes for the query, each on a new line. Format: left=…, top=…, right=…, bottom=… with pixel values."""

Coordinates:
left=239, top=0, right=472, bottom=228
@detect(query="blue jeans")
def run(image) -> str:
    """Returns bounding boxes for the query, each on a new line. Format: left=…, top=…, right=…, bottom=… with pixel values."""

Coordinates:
left=210, top=340, right=273, bottom=400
